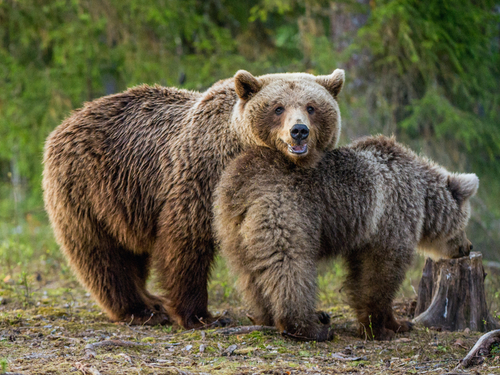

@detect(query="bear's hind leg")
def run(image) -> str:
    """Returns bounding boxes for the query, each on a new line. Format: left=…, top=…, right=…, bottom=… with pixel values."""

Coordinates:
left=60, top=227, right=170, bottom=326
left=154, top=237, right=223, bottom=329
left=344, top=247, right=413, bottom=340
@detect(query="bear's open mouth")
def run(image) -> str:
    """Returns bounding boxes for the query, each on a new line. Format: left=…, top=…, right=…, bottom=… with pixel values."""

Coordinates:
left=287, top=143, right=308, bottom=155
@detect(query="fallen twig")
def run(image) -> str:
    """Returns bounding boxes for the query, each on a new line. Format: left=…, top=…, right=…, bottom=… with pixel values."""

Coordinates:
left=331, top=352, right=365, bottom=361
left=85, top=340, right=139, bottom=359
left=215, top=325, right=276, bottom=335
left=75, top=362, right=102, bottom=375
left=83, top=339, right=180, bottom=359
left=455, top=329, right=500, bottom=369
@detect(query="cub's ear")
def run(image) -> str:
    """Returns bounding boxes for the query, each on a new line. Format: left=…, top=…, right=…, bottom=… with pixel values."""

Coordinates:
left=316, top=69, right=345, bottom=98
left=447, top=173, right=479, bottom=205
left=234, top=70, right=262, bottom=100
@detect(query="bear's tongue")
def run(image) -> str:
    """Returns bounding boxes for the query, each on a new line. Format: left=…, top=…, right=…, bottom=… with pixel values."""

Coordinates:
left=288, top=144, right=308, bottom=154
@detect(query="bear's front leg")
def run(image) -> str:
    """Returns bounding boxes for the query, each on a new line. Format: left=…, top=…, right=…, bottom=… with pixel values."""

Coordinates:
left=238, top=198, right=333, bottom=341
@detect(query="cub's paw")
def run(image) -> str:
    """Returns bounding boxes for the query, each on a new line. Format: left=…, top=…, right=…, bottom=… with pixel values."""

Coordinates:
left=123, top=309, right=171, bottom=326
left=359, top=324, right=395, bottom=341
left=318, top=324, right=335, bottom=341
left=374, top=328, right=395, bottom=341
left=316, top=311, right=331, bottom=325
left=396, top=320, right=413, bottom=333
left=386, top=318, right=413, bottom=333
left=185, top=314, right=232, bottom=329
left=207, top=315, right=232, bottom=328
left=246, top=313, right=274, bottom=327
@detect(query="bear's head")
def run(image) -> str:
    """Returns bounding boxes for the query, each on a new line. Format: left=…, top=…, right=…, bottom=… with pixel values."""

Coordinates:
left=421, top=172, right=479, bottom=260
left=232, top=69, right=344, bottom=167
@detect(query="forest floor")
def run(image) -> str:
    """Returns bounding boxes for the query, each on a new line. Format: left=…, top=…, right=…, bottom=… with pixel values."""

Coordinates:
left=1, top=258, right=500, bottom=375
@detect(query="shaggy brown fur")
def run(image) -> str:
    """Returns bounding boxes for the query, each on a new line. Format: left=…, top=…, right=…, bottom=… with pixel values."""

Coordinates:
left=42, top=69, right=345, bottom=328
left=213, top=135, right=477, bottom=341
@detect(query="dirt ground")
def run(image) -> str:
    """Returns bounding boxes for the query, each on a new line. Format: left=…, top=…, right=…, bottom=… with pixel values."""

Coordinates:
left=1, top=270, right=500, bottom=375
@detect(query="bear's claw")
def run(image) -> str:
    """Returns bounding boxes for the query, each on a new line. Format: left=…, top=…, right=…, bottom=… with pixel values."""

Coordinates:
left=316, top=311, right=331, bottom=325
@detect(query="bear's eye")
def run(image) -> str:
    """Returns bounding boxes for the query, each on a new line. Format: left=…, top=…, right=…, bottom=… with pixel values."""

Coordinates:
left=307, top=106, right=315, bottom=114
left=275, top=107, right=285, bottom=115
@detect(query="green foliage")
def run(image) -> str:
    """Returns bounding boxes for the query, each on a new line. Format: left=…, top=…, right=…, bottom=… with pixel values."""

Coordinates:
left=317, top=260, right=346, bottom=306
left=352, top=0, right=500, bottom=189
left=1, top=0, right=499, bottom=260
left=0, top=219, right=63, bottom=278
left=491, top=343, right=500, bottom=355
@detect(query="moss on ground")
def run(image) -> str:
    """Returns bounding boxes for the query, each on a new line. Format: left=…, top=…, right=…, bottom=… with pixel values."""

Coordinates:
left=1, top=274, right=500, bottom=374
left=1, top=253, right=500, bottom=374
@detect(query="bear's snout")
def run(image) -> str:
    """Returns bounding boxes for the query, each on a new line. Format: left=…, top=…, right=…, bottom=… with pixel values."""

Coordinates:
left=456, top=240, right=472, bottom=258
left=290, top=124, right=309, bottom=143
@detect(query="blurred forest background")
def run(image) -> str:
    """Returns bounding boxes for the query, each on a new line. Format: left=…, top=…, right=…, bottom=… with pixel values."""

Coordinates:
left=0, top=0, right=499, bottom=283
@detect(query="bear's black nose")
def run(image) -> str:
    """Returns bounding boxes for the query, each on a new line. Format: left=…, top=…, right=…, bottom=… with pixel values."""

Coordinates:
left=290, top=124, right=309, bottom=142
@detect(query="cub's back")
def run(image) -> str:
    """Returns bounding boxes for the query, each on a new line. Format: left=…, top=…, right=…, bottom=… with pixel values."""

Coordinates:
left=347, top=136, right=430, bottom=247
left=215, top=136, right=432, bottom=255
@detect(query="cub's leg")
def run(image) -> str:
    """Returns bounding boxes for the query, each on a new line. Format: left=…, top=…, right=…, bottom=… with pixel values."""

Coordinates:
left=235, top=196, right=333, bottom=341
left=237, top=272, right=274, bottom=326
left=344, top=247, right=413, bottom=340
left=238, top=270, right=331, bottom=330
left=55, top=218, right=170, bottom=325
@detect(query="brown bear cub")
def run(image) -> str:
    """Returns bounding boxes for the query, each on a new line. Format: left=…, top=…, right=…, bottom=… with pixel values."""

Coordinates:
left=213, top=135, right=477, bottom=341
left=43, top=69, right=345, bottom=328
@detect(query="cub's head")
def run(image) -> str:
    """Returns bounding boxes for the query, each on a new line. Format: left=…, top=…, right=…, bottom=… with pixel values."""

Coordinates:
left=232, top=69, right=344, bottom=167
left=444, top=230, right=473, bottom=259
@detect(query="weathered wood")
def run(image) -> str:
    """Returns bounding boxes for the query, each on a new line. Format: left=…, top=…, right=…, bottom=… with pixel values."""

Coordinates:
left=413, top=252, right=499, bottom=332
left=216, top=325, right=277, bottom=335
left=456, top=329, right=500, bottom=368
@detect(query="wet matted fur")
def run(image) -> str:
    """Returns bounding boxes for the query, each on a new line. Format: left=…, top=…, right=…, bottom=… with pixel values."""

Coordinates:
left=213, top=135, right=477, bottom=341
left=43, top=69, right=344, bottom=328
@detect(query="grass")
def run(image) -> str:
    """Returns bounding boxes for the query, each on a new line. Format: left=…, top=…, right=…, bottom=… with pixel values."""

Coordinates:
left=1, top=219, right=500, bottom=374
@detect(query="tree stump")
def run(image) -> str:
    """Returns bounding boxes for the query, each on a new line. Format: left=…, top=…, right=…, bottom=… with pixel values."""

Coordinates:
left=413, top=252, right=499, bottom=332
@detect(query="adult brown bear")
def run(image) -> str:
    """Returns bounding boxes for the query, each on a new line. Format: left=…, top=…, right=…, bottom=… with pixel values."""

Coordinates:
left=214, top=136, right=477, bottom=341
left=42, top=69, right=345, bottom=328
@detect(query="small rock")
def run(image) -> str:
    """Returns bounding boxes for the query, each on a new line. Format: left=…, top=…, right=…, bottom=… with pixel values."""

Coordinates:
left=343, top=347, right=353, bottom=355
left=222, top=344, right=237, bottom=356
left=394, top=337, right=412, bottom=343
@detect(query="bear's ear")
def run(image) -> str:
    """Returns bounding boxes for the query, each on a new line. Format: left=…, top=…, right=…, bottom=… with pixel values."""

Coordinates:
left=447, top=173, right=479, bottom=205
left=234, top=70, right=262, bottom=101
left=316, top=69, right=345, bottom=98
